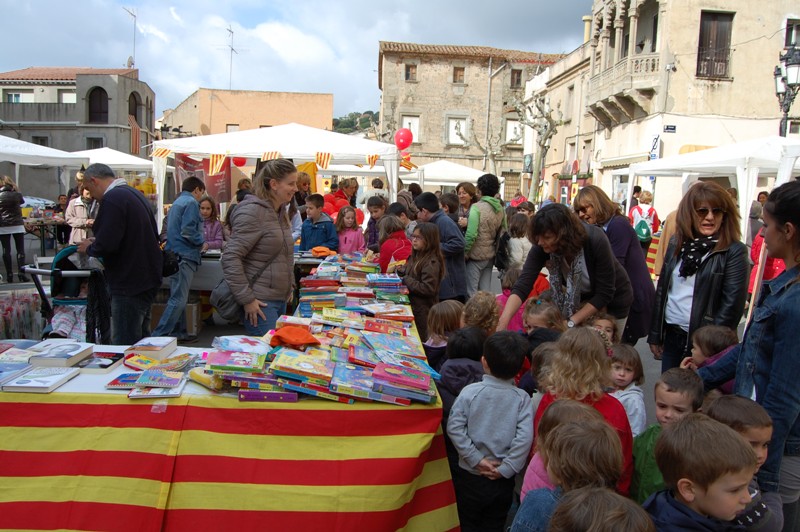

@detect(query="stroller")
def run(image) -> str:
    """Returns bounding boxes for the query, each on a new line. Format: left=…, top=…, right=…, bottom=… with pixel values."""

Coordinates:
left=21, top=246, right=111, bottom=342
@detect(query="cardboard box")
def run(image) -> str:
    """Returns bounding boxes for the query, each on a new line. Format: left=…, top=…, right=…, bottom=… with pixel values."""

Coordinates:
left=151, top=302, right=202, bottom=337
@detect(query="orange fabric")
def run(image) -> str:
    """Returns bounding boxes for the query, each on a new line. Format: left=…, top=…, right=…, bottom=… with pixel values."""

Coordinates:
left=311, top=246, right=337, bottom=257
left=269, top=325, right=321, bottom=347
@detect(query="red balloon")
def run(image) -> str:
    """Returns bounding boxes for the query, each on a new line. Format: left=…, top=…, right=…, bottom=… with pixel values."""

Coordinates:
left=394, top=128, right=413, bottom=150
left=330, top=212, right=338, bottom=223
left=323, top=202, right=336, bottom=215
left=335, top=198, right=349, bottom=209
left=355, top=209, right=365, bottom=225
left=324, top=194, right=336, bottom=204
left=232, top=157, right=247, bottom=167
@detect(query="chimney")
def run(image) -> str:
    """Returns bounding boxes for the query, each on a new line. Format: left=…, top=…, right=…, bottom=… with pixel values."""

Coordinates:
left=582, top=15, right=593, bottom=44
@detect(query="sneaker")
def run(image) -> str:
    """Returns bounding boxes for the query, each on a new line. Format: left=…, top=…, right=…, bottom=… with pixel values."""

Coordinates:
left=177, top=335, right=199, bottom=345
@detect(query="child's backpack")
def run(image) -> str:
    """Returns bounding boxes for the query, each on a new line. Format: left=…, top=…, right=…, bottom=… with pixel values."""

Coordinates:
left=494, top=232, right=511, bottom=272
left=632, top=205, right=654, bottom=242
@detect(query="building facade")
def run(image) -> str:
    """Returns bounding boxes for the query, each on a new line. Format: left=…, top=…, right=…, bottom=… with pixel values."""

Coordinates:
left=160, top=88, right=334, bottom=138
left=0, top=67, right=155, bottom=197
left=378, top=41, right=561, bottom=197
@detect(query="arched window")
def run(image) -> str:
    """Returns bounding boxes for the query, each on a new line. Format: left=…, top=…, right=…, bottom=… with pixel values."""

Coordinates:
left=87, top=87, right=108, bottom=124
left=128, top=91, right=142, bottom=123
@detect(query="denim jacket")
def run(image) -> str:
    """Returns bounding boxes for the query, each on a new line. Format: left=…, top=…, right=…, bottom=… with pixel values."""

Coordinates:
left=165, top=191, right=204, bottom=265
left=699, top=265, right=800, bottom=493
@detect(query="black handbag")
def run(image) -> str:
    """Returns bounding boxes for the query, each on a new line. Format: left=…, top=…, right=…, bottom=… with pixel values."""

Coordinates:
left=161, top=246, right=180, bottom=277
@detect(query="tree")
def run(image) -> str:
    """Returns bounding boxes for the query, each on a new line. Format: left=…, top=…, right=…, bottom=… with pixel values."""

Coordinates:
left=453, top=119, right=522, bottom=177
left=511, top=96, right=562, bottom=203
left=332, top=110, right=379, bottom=135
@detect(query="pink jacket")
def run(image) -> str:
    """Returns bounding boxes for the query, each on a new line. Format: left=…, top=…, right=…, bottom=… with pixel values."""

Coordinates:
left=497, top=290, right=525, bottom=332
left=338, top=227, right=366, bottom=255
left=521, top=452, right=555, bottom=502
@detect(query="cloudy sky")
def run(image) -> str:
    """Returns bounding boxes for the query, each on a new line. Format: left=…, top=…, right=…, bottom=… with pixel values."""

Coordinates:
left=2, top=0, right=588, bottom=118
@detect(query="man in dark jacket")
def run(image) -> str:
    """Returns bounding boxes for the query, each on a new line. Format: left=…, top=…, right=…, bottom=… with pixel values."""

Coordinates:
left=78, top=163, right=162, bottom=345
left=415, top=192, right=467, bottom=303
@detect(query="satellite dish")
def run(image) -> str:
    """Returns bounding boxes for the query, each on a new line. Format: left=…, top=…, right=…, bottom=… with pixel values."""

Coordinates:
left=126, top=56, right=134, bottom=68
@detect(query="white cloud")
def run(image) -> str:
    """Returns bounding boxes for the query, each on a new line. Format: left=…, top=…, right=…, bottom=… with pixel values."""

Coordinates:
left=251, top=22, right=336, bottom=65
left=138, top=23, right=170, bottom=44
left=169, top=7, right=184, bottom=26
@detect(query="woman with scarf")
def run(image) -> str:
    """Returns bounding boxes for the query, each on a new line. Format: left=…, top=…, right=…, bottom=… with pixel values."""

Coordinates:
left=648, top=180, right=747, bottom=373
left=496, top=203, right=633, bottom=334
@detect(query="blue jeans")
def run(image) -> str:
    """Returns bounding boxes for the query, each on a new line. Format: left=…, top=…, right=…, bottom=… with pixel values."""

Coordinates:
left=152, top=259, right=198, bottom=338
left=111, top=286, right=158, bottom=345
left=242, top=300, right=286, bottom=336
left=661, top=324, right=689, bottom=373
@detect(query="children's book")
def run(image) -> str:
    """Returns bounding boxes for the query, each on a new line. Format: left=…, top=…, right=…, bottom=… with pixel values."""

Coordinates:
left=211, top=335, right=271, bottom=354
left=278, top=378, right=355, bottom=404
left=124, top=337, right=177, bottom=361
left=2, top=367, right=80, bottom=393
left=76, top=351, right=126, bottom=374
left=0, top=348, right=34, bottom=386
left=205, top=351, right=267, bottom=374
left=373, top=380, right=438, bottom=404
left=330, top=363, right=411, bottom=406
left=28, top=339, right=94, bottom=367
left=123, top=353, right=160, bottom=371
left=134, top=370, right=184, bottom=388
left=372, top=362, right=431, bottom=391
left=238, top=389, right=299, bottom=402
left=105, top=372, right=142, bottom=390
left=230, top=380, right=284, bottom=391
left=128, top=379, right=187, bottom=399
left=151, top=353, right=197, bottom=372
left=275, top=316, right=313, bottom=330
left=329, top=346, right=350, bottom=363
left=347, top=344, right=381, bottom=368
left=364, top=319, right=407, bottom=336
left=374, top=351, right=441, bottom=380
left=361, top=331, right=425, bottom=359
left=270, top=352, right=335, bottom=384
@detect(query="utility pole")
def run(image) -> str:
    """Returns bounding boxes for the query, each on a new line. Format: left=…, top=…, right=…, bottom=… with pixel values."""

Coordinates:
left=123, top=7, right=136, bottom=68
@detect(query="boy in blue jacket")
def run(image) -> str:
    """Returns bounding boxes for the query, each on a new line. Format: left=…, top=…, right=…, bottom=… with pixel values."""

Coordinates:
left=300, top=194, right=338, bottom=251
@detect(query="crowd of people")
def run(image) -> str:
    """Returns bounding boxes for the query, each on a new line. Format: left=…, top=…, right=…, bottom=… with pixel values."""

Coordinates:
left=10, top=157, right=800, bottom=531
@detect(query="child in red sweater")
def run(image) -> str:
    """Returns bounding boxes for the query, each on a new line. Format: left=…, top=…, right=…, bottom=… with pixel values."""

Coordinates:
left=377, top=215, right=412, bottom=273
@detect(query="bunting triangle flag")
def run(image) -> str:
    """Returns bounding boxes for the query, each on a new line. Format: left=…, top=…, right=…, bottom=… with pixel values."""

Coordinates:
left=315, top=152, right=332, bottom=169
left=261, top=151, right=281, bottom=161
left=366, top=154, right=379, bottom=168
left=209, top=154, right=226, bottom=175
left=151, top=147, right=172, bottom=159
left=400, top=160, right=418, bottom=170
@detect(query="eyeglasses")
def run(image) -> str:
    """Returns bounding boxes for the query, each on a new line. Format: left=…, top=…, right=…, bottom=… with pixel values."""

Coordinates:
left=695, top=207, right=725, bottom=217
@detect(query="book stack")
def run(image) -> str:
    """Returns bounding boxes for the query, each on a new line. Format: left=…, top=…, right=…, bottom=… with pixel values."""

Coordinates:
left=329, top=363, right=411, bottom=406
left=361, top=331, right=426, bottom=359
left=366, top=273, right=408, bottom=295
left=0, top=347, right=34, bottom=385
left=375, top=350, right=441, bottom=380
left=374, top=291, right=411, bottom=304
left=124, top=337, right=178, bottom=361
left=203, top=350, right=278, bottom=393
left=371, top=362, right=437, bottom=404
left=312, top=308, right=366, bottom=330
left=359, top=303, right=415, bottom=323
left=27, top=339, right=94, bottom=367
left=364, top=318, right=408, bottom=336
left=2, top=366, right=81, bottom=393
left=269, top=352, right=352, bottom=404
left=345, top=262, right=380, bottom=279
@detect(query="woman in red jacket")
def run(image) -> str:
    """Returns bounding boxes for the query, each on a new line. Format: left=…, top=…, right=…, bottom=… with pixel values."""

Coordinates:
left=377, top=215, right=412, bottom=273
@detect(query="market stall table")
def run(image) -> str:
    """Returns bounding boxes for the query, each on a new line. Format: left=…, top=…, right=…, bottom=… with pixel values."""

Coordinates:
left=0, top=358, right=458, bottom=531
left=24, top=218, right=66, bottom=258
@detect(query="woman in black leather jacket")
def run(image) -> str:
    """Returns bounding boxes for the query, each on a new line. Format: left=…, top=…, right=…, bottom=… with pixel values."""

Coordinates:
left=0, top=177, right=29, bottom=282
left=648, top=181, right=748, bottom=372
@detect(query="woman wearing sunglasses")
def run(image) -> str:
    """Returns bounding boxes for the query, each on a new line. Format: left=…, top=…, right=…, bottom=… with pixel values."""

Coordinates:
left=648, top=180, right=748, bottom=372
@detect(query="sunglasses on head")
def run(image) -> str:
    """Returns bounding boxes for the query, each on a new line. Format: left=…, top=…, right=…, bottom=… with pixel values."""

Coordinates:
left=695, top=207, right=725, bottom=217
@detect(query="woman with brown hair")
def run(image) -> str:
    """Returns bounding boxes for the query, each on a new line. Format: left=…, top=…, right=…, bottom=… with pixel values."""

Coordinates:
left=648, top=180, right=747, bottom=373
left=221, top=159, right=297, bottom=335
left=497, top=203, right=633, bottom=332
left=455, top=181, right=477, bottom=232
left=573, top=185, right=654, bottom=345
left=293, top=171, right=311, bottom=220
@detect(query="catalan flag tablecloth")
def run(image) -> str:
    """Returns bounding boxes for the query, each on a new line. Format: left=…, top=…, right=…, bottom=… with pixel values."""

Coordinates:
left=0, top=391, right=458, bottom=532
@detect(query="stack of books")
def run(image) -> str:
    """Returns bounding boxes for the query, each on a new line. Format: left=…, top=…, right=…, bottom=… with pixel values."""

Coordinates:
left=371, top=362, right=437, bottom=404
left=345, top=262, right=380, bottom=279
left=269, top=352, right=351, bottom=404
left=128, top=369, right=187, bottom=399
left=359, top=303, right=415, bottom=323
left=124, top=337, right=178, bottom=361
left=329, top=363, right=411, bottom=406
left=312, top=308, right=366, bottom=330
left=27, top=339, right=94, bottom=367
left=361, top=330, right=426, bottom=359
left=366, top=273, right=408, bottom=295
left=0, top=347, right=34, bottom=386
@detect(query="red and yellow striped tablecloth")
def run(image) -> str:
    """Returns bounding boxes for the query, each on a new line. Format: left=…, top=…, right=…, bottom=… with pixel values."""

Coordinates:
left=0, top=392, right=458, bottom=531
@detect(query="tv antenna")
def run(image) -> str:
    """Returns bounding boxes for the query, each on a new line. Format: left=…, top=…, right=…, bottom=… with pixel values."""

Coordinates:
left=123, top=7, right=137, bottom=68
left=226, top=25, right=237, bottom=90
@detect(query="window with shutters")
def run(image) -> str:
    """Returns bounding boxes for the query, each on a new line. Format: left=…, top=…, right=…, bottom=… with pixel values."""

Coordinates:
left=696, top=12, right=734, bottom=79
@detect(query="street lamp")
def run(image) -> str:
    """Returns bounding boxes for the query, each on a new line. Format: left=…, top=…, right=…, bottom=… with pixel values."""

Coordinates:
left=774, top=46, right=800, bottom=137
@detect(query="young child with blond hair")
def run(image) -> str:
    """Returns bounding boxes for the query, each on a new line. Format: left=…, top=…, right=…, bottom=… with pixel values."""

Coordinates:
left=462, top=290, right=499, bottom=336
left=609, top=344, right=647, bottom=436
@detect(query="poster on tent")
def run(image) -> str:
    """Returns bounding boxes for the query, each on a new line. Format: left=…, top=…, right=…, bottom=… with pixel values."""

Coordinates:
left=174, top=154, right=231, bottom=203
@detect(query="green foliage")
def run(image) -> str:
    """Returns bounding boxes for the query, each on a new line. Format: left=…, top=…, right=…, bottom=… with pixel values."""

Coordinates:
left=332, top=110, right=379, bottom=134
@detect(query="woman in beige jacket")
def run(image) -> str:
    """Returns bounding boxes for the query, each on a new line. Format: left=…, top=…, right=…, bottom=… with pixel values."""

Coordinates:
left=65, top=186, right=98, bottom=245
left=221, top=159, right=297, bottom=335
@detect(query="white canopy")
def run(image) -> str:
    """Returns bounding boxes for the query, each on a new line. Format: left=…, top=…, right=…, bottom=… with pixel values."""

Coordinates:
left=624, top=136, right=800, bottom=237
left=0, top=135, right=91, bottom=191
left=71, top=147, right=153, bottom=171
left=151, top=123, right=400, bottom=224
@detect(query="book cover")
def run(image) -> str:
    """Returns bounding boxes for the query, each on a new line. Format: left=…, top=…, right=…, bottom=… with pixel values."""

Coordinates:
left=151, top=353, right=197, bottom=372
left=76, top=351, right=126, bottom=374
left=2, top=367, right=80, bottom=393
left=361, top=331, right=425, bottom=359
left=230, top=380, right=284, bottom=391
left=0, top=342, right=15, bottom=354
left=329, top=363, right=411, bottom=406
left=135, top=370, right=184, bottom=388
left=373, top=380, right=437, bottom=404
left=205, top=351, right=267, bottom=373
left=278, top=379, right=355, bottom=404
left=329, top=346, right=350, bottom=363
left=372, top=362, right=431, bottom=391
left=124, top=337, right=178, bottom=361
left=211, top=335, right=271, bottom=354
left=0, top=348, right=34, bottom=386
left=270, top=353, right=335, bottom=384
left=106, top=372, right=142, bottom=389
left=127, top=380, right=187, bottom=399
left=374, top=351, right=441, bottom=380
left=347, top=344, right=381, bottom=368
left=364, top=319, right=407, bottom=336
left=28, top=339, right=94, bottom=367
left=238, top=389, right=299, bottom=402
left=275, top=315, right=313, bottom=330
left=123, top=354, right=160, bottom=371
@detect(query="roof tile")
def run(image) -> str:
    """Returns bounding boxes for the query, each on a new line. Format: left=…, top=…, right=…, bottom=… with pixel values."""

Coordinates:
left=379, top=41, right=563, bottom=64
left=0, top=67, right=138, bottom=81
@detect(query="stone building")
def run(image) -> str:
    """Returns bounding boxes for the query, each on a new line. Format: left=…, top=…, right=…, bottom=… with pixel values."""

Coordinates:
left=0, top=67, right=155, bottom=197
left=378, top=41, right=561, bottom=196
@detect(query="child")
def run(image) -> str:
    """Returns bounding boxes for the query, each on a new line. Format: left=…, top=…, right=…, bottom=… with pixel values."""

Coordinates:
left=534, top=328, right=634, bottom=496
left=523, top=299, right=566, bottom=334
left=424, top=299, right=464, bottom=372
left=632, top=368, right=704, bottom=504
left=681, top=325, right=739, bottom=394
left=447, top=331, right=533, bottom=532
left=525, top=342, right=558, bottom=411
left=462, top=291, right=499, bottom=336
left=706, top=396, right=782, bottom=531
left=299, top=193, right=338, bottom=251
left=609, top=344, right=647, bottom=437
left=507, top=213, right=532, bottom=270
left=199, top=197, right=224, bottom=250
left=520, top=399, right=605, bottom=501
left=587, top=311, right=620, bottom=344
left=399, top=223, right=444, bottom=341
left=549, top=487, right=656, bottom=532
left=440, top=193, right=461, bottom=225
left=387, top=202, right=417, bottom=239
left=511, top=419, right=623, bottom=532
left=377, top=215, right=411, bottom=273
left=496, top=268, right=526, bottom=333
left=364, top=195, right=386, bottom=253
left=644, top=414, right=758, bottom=530
left=335, top=205, right=365, bottom=254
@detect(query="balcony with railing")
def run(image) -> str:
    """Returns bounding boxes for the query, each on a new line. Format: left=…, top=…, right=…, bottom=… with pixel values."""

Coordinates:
left=0, top=103, right=78, bottom=123
left=586, top=53, right=660, bottom=128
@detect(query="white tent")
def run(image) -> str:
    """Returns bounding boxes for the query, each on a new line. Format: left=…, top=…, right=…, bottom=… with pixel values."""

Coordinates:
left=71, top=147, right=153, bottom=171
left=151, top=123, right=400, bottom=223
left=0, top=135, right=90, bottom=191
left=623, top=136, right=800, bottom=237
